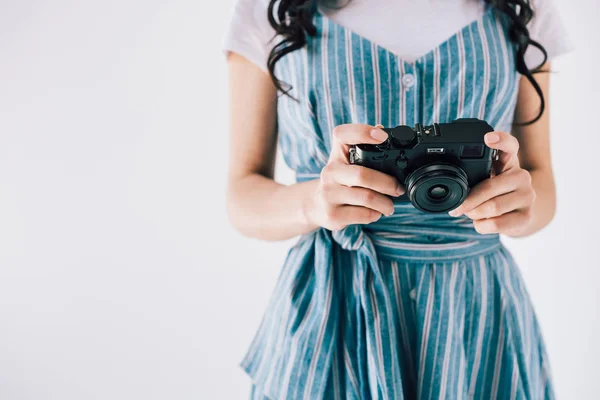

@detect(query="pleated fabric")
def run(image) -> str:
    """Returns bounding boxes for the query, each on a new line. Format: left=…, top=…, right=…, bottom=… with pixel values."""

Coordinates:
left=246, top=237, right=553, bottom=400
left=242, top=4, right=555, bottom=399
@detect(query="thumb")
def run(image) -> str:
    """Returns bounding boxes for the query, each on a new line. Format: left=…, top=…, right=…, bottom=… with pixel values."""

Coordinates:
left=330, top=123, right=388, bottom=162
left=484, top=131, right=520, bottom=174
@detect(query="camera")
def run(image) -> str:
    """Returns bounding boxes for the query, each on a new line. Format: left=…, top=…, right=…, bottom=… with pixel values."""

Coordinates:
left=348, top=118, right=498, bottom=213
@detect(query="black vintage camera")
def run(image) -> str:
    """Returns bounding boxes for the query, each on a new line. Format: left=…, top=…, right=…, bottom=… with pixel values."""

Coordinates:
left=349, top=118, right=498, bottom=213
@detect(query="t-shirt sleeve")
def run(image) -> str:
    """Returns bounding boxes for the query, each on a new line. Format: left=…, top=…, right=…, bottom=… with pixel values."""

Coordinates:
left=221, top=0, right=276, bottom=73
left=524, top=0, right=575, bottom=68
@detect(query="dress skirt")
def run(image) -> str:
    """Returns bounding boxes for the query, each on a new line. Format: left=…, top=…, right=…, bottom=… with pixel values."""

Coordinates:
left=241, top=220, right=554, bottom=400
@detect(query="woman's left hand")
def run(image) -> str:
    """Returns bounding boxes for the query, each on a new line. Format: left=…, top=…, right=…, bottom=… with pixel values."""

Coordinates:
left=448, top=131, right=536, bottom=236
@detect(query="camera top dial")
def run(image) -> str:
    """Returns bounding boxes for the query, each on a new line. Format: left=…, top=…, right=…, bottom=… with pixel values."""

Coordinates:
left=387, top=126, right=417, bottom=147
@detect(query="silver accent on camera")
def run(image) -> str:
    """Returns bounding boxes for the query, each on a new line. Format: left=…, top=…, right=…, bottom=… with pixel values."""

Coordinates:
left=427, top=148, right=445, bottom=154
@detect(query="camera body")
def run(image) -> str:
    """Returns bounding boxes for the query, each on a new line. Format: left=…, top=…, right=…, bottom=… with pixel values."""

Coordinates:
left=349, top=118, right=498, bottom=213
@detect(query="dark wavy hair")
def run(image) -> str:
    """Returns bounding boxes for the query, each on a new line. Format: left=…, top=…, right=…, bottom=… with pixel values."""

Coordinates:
left=266, top=0, right=549, bottom=125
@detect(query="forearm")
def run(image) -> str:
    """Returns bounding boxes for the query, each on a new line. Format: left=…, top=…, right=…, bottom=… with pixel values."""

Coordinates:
left=226, top=174, right=320, bottom=241
left=509, top=167, right=556, bottom=237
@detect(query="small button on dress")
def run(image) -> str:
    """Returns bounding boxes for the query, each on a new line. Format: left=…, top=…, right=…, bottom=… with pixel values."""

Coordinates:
left=401, top=73, right=416, bottom=88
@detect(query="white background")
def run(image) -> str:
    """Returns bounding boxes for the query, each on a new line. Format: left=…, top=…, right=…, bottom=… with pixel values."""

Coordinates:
left=0, top=0, right=598, bottom=399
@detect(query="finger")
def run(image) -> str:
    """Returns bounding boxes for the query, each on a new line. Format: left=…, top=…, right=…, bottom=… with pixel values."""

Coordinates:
left=329, top=205, right=382, bottom=229
left=484, top=131, right=520, bottom=173
left=464, top=189, right=535, bottom=220
left=448, top=171, right=521, bottom=216
left=473, top=209, right=533, bottom=236
left=323, top=184, right=395, bottom=216
left=330, top=124, right=389, bottom=162
left=326, top=162, right=404, bottom=197
left=485, top=131, right=519, bottom=156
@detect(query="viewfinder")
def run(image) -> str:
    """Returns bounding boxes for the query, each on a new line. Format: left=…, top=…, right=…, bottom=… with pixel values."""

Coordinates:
left=461, top=144, right=484, bottom=159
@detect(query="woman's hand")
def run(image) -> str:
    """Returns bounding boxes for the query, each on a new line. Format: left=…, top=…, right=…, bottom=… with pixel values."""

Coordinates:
left=448, top=131, right=536, bottom=236
left=303, top=124, right=405, bottom=231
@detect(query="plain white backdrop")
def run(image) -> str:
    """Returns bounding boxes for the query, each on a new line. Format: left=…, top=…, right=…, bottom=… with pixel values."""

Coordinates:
left=0, top=0, right=598, bottom=399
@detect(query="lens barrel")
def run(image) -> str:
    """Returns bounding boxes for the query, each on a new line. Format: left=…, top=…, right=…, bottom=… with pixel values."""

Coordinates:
left=405, top=163, right=469, bottom=213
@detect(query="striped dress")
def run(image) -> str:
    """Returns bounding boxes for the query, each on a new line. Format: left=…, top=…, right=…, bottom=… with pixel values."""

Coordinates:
left=243, top=4, right=554, bottom=399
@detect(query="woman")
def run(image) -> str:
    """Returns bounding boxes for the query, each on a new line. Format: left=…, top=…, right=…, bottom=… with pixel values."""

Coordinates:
left=223, top=0, right=573, bottom=398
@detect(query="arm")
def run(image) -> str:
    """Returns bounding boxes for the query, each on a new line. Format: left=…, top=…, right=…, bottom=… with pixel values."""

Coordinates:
left=225, top=53, right=401, bottom=241
left=448, top=61, right=556, bottom=238
left=225, top=52, right=319, bottom=241
left=510, top=62, right=556, bottom=237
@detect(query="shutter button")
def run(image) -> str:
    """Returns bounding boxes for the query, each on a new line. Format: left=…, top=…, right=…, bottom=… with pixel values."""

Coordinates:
left=402, top=73, right=415, bottom=88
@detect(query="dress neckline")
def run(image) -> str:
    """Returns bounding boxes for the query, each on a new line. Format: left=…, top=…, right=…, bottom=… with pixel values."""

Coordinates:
left=314, top=4, right=495, bottom=65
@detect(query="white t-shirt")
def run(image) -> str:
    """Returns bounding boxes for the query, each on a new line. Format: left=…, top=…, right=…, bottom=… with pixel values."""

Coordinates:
left=222, top=0, right=574, bottom=73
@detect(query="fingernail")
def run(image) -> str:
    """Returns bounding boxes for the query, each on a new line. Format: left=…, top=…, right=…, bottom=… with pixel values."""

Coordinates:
left=370, top=129, right=388, bottom=142
left=396, top=187, right=404, bottom=196
left=485, top=133, right=500, bottom=143
left=448, top=209, right=461, bottom=217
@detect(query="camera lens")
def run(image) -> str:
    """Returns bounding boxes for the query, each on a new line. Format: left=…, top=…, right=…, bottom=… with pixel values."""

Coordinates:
left=428, top=184, right=449, bottom=200
left=405, top=163, right=469, bottom=213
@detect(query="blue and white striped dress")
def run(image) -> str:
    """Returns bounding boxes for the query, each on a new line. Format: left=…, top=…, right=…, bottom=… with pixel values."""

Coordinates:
left=243, top=4, right=554, bottom=399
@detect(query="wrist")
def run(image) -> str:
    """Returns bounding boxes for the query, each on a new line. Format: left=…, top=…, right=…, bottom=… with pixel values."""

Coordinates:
left=299, top=179, right=320, bottom=232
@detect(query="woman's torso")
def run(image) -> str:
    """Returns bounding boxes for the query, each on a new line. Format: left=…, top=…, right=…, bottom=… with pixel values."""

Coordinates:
left=277, top=3, right=519, bottom=253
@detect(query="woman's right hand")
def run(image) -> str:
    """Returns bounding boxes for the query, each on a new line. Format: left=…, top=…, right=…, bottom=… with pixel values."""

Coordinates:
left=302, top=124, right=405, bottom=231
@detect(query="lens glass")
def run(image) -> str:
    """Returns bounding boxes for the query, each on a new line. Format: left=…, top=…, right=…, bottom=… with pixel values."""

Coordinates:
left=428, top=185, right=449, bottom=200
